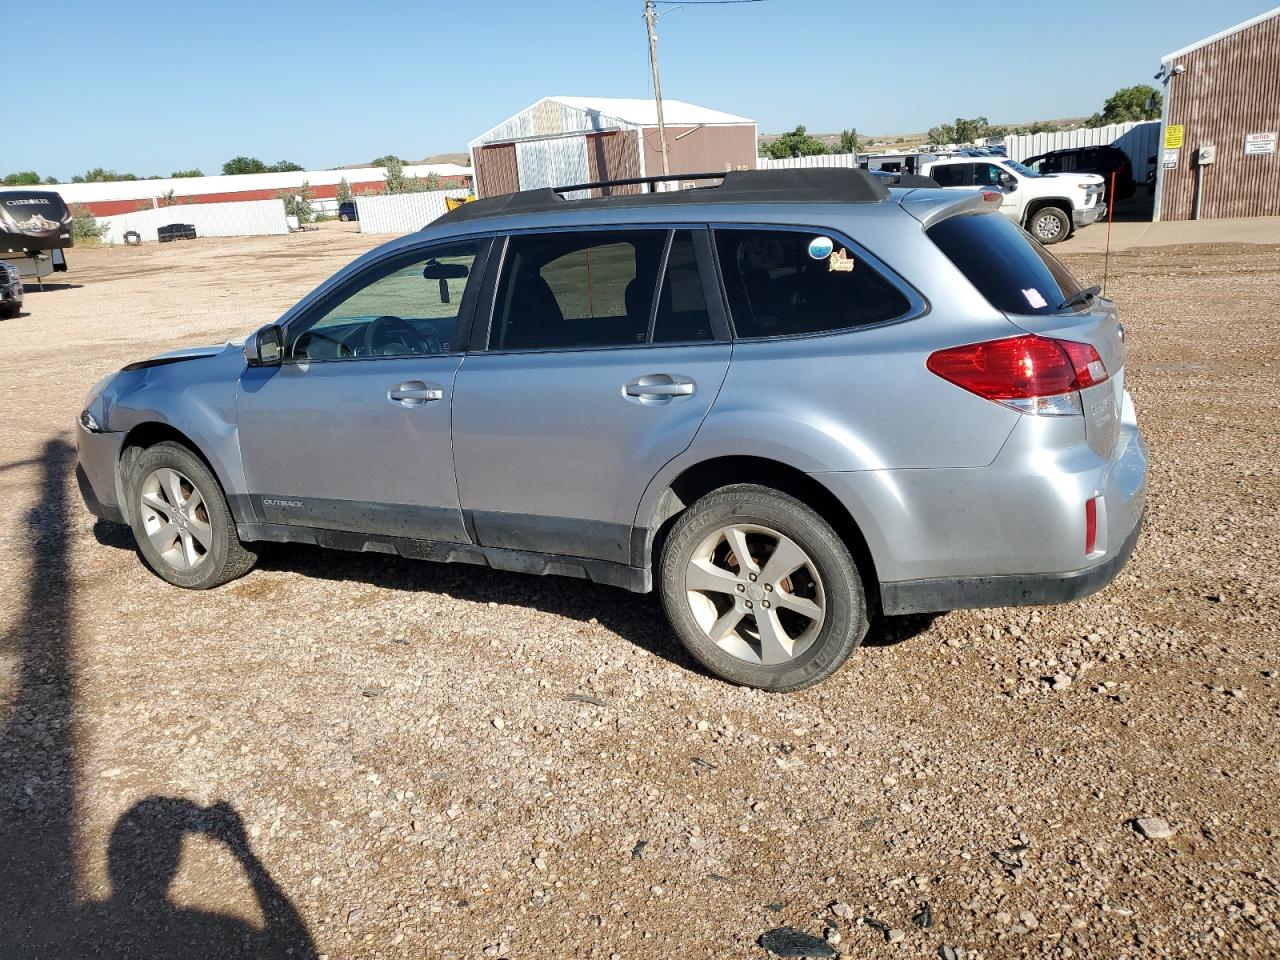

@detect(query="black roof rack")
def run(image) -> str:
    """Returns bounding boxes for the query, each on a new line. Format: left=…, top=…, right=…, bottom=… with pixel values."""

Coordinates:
left=434, top=168, right=890, bottom=227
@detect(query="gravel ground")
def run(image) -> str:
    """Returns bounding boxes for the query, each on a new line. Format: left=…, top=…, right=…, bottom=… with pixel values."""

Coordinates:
left=1, top=228, right=1277, bottom=959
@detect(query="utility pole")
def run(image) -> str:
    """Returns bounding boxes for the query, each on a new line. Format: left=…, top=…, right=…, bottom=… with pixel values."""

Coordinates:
left=644, top=0, right=671, bottom=178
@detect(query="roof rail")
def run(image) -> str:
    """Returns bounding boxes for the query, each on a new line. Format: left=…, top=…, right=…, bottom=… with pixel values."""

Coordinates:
left=434, top=168, right=890, bottom=227
left=553, top=171, right=729, bottom=195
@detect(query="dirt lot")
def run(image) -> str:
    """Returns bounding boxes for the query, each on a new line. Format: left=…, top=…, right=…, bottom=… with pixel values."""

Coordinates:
left=1, top=228, right=1278, bottom=959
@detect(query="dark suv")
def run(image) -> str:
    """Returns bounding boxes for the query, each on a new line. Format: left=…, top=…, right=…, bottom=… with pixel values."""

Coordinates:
left=1023, top=146, right=1136, bottom=201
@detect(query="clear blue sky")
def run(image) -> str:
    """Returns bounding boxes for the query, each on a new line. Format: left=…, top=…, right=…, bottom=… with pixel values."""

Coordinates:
left=7, top=0, right=1272, bottom=179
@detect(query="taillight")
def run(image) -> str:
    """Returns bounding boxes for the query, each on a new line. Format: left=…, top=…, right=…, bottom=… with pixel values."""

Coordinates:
left=926, top=334, right=1109, bottom=416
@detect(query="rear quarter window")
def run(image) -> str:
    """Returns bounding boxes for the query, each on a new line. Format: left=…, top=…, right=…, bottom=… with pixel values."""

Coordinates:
left=928, top=213, right=1082, bottom=316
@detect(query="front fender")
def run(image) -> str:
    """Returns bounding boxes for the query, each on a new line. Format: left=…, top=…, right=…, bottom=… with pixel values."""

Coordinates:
left=103, top=349, right=252, bottom=521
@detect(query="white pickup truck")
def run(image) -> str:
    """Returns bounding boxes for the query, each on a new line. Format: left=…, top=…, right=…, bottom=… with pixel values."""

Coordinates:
left=919, top=156, right=1106, bottom=244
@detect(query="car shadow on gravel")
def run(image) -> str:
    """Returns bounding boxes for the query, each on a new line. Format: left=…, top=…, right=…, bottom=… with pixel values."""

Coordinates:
left=92, top=523, right=940, bottom=675
left=1, top=440, right=317, bottom=959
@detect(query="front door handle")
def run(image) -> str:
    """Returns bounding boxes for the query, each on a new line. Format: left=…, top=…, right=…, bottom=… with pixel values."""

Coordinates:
left=623, top=374, right=696, bottom=404
left=388, top=381, right=444, bottom=406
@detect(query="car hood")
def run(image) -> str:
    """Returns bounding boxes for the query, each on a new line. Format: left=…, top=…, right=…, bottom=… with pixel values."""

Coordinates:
left=121, top=341, right=240, bottom=372
left=1041, top=172, right=1105, bottom=186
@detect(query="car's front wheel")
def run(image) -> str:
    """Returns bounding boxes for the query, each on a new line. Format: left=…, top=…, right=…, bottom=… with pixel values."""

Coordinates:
left=1028, top=205, right=1071, bottom=244
left=125, top=441, right=257, bottom=589
left=659, top=484, right=867, bottom=690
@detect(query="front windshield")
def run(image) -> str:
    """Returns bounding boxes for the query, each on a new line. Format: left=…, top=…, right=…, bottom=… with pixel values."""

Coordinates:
left=1002, top=159, right=1041, bottom=178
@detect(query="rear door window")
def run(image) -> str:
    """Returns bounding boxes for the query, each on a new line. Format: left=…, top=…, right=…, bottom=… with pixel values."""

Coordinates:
left=713, top=228, right=912, bottom=338
left=928, top=213, right=1083, bottom=315
left=929, top=163, right=971, bottom=187
left=491, top=230, right=668, bottom=350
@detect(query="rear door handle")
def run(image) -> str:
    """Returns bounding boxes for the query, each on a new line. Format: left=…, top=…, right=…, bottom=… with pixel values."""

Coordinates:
left=388, top=380, right=444, bottom=406
left=623, top=374, right=696, bottom=403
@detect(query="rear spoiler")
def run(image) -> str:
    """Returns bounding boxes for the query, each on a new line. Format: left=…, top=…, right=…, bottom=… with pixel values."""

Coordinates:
left=897, top=188, right=1001, bottom=229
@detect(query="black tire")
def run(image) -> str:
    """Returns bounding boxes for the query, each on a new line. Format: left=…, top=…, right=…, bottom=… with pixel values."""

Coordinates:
left=0, top=304, right=15, bottom=320
left=1027, top=205, right=1072, bottom=244
left=125, top=441, right=257, bottom=589
left=338, top=214, right=349, bottom=222
left=659, top=484, right=867, bottom=691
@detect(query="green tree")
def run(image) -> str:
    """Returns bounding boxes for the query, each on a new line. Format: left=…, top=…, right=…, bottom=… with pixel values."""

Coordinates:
left=69, top=204, right=105, bottom=242
left=71, top=167, right=139, bottom=183
left=170, top=169, right=204, bottom=178
left=278, top=181, right=315, bottom=223
left=371, top=154, right=402, bottom=168
left=836, top=128, right=862, bottom=155
left=336, top=177, right=352, bottom=204
left=383, top=156, right=428, bottom=194
left=927, top=122, right=957, bottom=146
left=267, top=160, right=304, bottom=173
left=762, top=125, right=828, bottom=159
left=1088, top=84, right=1162, bottom=126
left=222, top=156, right=269, bottom=175
left=2, top=171, right=42, bottom=186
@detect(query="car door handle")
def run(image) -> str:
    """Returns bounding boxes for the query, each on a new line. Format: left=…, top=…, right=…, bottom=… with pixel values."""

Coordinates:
left=388, top=381, right=444, bottom=405
left=623, top=374, right=696, bottom=402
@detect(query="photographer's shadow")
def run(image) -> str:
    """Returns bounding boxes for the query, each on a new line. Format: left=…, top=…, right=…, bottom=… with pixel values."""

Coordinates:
left=0, top=441, right=316, bottom=959
left=80, top=797, right=316, bottom=960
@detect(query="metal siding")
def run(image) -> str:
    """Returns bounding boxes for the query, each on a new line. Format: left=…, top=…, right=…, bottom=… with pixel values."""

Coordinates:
left=515, top=136, right=590, bottom=198
left=756, top=154, right=861, bottom=170
left=1161, top=11, right=1280, bottom=220
left=475, top=144, right=520, bottom=198
left=354, top=190, right=475, bottom=235
left=97, top=199, right=289, bottom=245
left=662, top=124, right=758, bottom=175
left=584, top=131, right=642, bottom=195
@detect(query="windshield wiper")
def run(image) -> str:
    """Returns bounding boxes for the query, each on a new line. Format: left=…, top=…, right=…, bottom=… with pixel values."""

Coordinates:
left=1058, top=285, right=1101, bottom=311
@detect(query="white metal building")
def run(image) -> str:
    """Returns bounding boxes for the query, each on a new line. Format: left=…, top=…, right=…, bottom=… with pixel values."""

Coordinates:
left=468, top=96, right=757, bottom=197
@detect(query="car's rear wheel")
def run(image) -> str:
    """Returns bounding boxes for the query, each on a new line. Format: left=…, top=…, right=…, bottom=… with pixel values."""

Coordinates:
left=1029, top=205, right=1071, bottom=244
left=125, top=441, right=257, bottom=589
left=659, top=484, right=866, bottom=690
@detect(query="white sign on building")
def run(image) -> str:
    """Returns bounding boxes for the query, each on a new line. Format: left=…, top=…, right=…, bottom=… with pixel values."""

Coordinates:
left=1244, top=132, right=1277, bottom=155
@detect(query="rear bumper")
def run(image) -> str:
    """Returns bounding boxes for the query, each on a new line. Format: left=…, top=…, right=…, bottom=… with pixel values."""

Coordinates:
left=1075, top=203, right=1106, bottom=227
left=880, top=508, right=1143, bottom=615
left=816, top=389, right=1148, bottom=615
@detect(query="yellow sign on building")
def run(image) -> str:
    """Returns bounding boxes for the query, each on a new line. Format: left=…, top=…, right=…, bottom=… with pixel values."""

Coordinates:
left=1164, top=124, right=1185, bottom=149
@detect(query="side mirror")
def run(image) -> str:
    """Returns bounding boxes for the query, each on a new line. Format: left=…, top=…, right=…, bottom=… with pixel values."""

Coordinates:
left=244, top=324, right=283, bottom=366
left=1001, top=173, right=1018, bottom=190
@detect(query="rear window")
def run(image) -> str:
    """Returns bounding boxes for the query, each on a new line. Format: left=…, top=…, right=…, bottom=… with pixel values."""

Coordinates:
left=928, top=213, right=1082, bottom=315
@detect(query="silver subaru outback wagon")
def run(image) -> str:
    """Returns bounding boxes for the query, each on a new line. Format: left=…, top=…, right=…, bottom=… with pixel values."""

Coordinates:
left=76, top=169, right=1147, bottom=690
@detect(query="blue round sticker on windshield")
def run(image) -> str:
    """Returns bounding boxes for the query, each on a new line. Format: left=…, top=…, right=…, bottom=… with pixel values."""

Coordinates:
left=808, top=235, right=834, bottom=260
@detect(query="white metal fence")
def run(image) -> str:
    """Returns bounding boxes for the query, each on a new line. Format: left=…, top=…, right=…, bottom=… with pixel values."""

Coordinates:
left=98, top=199, right=289, bottom=245
left=1003, top=121, right=1161, bottom=178
left=756, top=154, right=860, bottom=170
left=757, top=120, right=1162, bottom=180
left=354, top=189, right=474, bottom=235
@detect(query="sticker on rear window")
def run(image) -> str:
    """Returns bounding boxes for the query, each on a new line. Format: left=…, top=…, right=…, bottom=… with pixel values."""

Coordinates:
left=1022, top=287, right=1048, bottom=309
left=828, top=248, right=855, bottom=272
left=807, top=235, right=834, bottom=260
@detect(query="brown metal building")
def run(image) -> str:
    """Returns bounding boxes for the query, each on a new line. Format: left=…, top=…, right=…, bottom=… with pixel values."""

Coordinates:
left=468, top=96, right=757, bottom=198
left=1154, top=6, right=1280, bottom=220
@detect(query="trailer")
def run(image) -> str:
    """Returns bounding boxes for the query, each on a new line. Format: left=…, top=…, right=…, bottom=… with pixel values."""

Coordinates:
left=0, top=189, right=72, bottom=285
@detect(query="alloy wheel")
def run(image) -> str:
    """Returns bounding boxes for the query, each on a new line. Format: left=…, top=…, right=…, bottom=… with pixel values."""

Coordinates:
left=1034, top=213, right=1063, bottom=241
left=684, top=523, right=826, bottom=665
left=138, top=467, right=213, bottom=570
